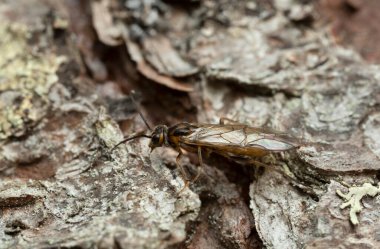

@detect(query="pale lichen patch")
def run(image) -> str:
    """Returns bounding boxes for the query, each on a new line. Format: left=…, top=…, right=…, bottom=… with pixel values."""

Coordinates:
left=94, top=107, right=124, bottom=149
left=337, top=182, right=380, bottom=225
left=0, top=22, right=65, bottom=140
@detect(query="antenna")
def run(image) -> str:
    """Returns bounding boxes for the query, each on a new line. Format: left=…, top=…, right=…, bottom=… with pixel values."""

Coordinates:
left=110, top=91, right=153, bottom=153
left=111, top=131, right=151, bottom=152
left=130, top=90, right=152, bottom=131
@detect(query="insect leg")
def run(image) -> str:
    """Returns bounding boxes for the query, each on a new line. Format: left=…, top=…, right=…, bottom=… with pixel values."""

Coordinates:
left=190, top=146, right=203, bottom=183
left=176, top=149, right=190, bottom=192
left=198, top=146, right=203, bottom=167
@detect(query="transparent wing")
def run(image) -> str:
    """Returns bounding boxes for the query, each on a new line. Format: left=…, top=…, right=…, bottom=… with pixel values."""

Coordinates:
left=181, top=124, right=299, bottom=151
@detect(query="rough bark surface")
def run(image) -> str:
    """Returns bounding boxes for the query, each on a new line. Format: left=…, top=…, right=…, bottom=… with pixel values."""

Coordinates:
left=1, top=0, right=380, bottom=249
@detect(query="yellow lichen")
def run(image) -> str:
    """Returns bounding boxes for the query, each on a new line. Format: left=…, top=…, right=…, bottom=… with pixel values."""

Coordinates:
left=0, top=22, right=66, bottom=140
left=336, top=182, right=380, bottom=225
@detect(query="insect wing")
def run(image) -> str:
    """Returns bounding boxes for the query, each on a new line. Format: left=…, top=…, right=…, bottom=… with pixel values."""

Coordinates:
left=182, top=124, right=299, bottom=151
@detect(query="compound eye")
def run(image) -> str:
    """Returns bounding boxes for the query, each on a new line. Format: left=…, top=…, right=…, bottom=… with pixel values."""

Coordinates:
left=151, top=134, right=160, bottom=146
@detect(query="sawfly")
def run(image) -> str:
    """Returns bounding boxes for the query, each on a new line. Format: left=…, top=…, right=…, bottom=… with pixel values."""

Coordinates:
left=112, top=94, right=300, bottom=190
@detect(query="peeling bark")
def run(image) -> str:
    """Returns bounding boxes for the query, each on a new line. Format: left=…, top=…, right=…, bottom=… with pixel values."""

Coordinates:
left=1, top=0, right=380, bottom=249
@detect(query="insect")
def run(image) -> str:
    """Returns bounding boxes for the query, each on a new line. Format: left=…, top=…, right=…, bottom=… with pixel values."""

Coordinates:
left=112, top=95, right=300, bottom=190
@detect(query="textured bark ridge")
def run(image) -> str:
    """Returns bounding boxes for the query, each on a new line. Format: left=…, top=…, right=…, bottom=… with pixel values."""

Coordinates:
left=1, top=0, right=380, bottom=249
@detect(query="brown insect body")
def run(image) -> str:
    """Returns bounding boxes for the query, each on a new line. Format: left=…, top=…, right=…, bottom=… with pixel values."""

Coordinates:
left=113, top=93, right=300, bottom=190
left=149, top=122, right=299, bottom=157
left=113, top=118, right=300, bottom=190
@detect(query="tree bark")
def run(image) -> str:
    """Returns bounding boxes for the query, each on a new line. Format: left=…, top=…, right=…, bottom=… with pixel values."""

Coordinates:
left=1, top=0, right=380, bottom=248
